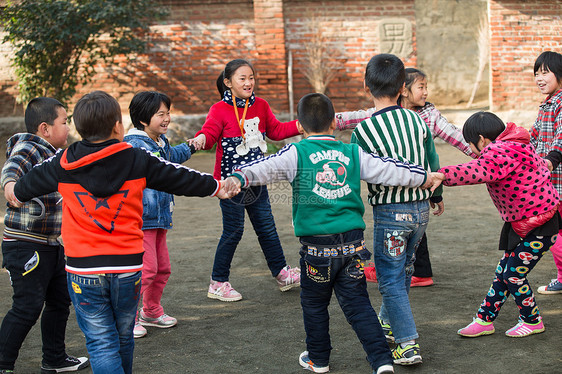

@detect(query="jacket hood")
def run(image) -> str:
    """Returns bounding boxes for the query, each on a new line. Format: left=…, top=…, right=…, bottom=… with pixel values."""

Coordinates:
left=6, top=133, right=55, bottom=156
left=496, top=122, right=530, bottom=144
left=60, top=140, right=135, bottom=198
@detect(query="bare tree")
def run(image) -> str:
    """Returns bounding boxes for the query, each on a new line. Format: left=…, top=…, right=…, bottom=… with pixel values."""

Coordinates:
left=301, top=17, right=343, bottom=94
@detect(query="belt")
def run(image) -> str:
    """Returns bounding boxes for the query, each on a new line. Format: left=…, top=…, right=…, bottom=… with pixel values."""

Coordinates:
left=303, top=239, right=366, bottom=257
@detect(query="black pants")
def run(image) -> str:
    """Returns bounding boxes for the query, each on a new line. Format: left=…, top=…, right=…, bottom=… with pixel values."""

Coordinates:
left=0, top=241, right=70, bottom=370
left=413, top=233, right=433, bottom=277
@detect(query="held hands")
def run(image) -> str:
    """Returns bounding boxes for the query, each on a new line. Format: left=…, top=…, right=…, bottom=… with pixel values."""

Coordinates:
left=424, top=172, right=445, bottom=216
left=3, top=182, right=23, bottom=208
left=215, top=177, right=241, bottom=199
left=187, top=134, right=206, bottom=151
left=421, top=172, right=444, bottom=192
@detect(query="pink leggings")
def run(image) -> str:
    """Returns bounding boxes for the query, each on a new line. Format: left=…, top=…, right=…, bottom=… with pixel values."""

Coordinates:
left=551, top=229, right=562, bottom=282
left=140, top=229, right=171, bottom=318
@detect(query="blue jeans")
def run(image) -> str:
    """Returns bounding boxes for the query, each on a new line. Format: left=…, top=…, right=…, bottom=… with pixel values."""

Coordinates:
left=373, top=201, right=429, bottom=343
left=299, top=230, right=393, bottom=370
left=67, top=272, right=141, bottom=374
left=212, top=185, right=286, bottom=281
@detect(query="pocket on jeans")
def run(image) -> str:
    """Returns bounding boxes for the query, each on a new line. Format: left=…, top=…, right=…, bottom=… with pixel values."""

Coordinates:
left=345, top=249, right=371, bottom=279
left=302, top=254, right=331, bottom=283
left=382, top=229, right=411, bottom=259
left=68, top=276, right=106, bottom=316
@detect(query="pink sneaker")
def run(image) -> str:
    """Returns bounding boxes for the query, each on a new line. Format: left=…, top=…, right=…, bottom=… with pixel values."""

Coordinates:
left=207, top=279, right=243, bottom=302
left=276, top=265, right=300, bottom=291
left=139, top=310, right=177, bottom=328
left=505, top=318, right=545, bottom=338
left=457, top=318, right=495, bottom=337
left=133, top=322, right=147, bottom=338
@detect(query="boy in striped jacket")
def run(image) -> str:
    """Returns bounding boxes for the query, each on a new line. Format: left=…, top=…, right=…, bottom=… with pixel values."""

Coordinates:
left=350, top=54, right=443, bottom=366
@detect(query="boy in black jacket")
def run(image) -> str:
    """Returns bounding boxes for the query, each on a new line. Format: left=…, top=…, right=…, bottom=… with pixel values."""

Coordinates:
left=4, top=91, right=237, bottom=374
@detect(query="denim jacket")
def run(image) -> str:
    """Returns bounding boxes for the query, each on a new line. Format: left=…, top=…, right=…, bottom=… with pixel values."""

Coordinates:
left=124, top=129, right=192, bottom=229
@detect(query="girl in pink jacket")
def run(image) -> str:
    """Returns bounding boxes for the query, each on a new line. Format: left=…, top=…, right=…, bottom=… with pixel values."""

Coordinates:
left=434, top=111, right=560, bottom=338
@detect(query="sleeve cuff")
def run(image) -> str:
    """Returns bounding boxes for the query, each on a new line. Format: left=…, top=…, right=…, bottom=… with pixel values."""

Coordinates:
left=231, top=171, right=247, bottom=188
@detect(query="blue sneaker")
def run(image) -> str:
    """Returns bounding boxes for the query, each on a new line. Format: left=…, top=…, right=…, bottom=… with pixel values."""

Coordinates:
left=537, top=279, right=562, bottom=294
left=299, top=351, right=329, bottom=373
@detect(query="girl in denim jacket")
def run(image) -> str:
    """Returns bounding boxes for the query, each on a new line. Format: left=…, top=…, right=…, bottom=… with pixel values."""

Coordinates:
left=124, top=91, right=195, bottom=338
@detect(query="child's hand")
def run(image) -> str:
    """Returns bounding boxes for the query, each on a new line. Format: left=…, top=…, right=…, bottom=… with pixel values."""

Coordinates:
left=545, top=159, right=554, bottom=172
left=3, top=182, right=23, bottom=208
left=430, top=200, right=445, bottom=216
left=224, top=177, right=241, bottom=196
left=215, top=178, right=241, bottom=199
left=188, top=134, right=206, bottom=151
left=424, top=172, right=445, bottom=192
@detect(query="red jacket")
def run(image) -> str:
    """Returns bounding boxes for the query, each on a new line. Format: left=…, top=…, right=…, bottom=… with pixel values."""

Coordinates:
left=197, top=97, right=300, bottom=179
left=14, top=139, right=219, bottom=274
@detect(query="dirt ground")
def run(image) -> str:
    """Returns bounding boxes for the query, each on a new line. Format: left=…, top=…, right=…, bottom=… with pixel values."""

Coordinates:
left=0, top=143, right=561, bottom=374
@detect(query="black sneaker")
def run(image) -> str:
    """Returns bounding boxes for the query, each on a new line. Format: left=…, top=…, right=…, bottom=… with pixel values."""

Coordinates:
left=41, top=356, right=89, bottom=373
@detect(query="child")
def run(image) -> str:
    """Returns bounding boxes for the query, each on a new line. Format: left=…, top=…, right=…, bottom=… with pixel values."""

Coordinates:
left=529, top=51, right=562, bottom=295
left=124, top=91, right=195, bottom=339
left=4, top=91, right=236, bottom=374
left=0, top=97, right=89, bottom=374
left=190, top=59, right=300, bottom=301
left=350, top=54, right=443, bottom=365
left=336, top=67, right=475, bottom=287
left=433, top=111, right=560, bottom=337
left=227, top=93, right=437, bottom=374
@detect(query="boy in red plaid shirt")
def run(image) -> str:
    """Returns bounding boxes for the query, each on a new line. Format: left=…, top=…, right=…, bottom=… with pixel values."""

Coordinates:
left=529, top=51, right=562, bottom=295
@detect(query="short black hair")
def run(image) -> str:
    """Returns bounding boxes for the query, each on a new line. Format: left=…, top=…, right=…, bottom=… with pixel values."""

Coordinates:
left=73, top=91, right=122, bottom=141
left=129, top=91, right=171, bottom=130
left=364, top=54, right=405, bottom=99
left=24, top=97, right=65, bottom=134
left=297, top=93, right=335, bottom=133
left=462, top=111, right=505, bottom=145
left=534, top=51, right=562, bottom=83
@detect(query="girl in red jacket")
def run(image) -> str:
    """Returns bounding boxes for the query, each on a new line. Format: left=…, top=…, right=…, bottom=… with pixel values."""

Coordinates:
left=434, top=111, right=560, bottom=338
left=190, top=59, right=301, bottom=301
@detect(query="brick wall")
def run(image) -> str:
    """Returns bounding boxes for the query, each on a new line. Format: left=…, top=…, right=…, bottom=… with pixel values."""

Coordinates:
left=284, top=0, right=416, bottom=112
left=489, top=0, right=562, bottom=111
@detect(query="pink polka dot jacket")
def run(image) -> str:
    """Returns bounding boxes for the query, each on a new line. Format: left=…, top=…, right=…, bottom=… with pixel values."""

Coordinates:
left=439, top=122, right=560, bottom=223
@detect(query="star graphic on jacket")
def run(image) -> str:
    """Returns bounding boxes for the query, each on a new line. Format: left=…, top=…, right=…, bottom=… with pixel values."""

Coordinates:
left=88, top=194, right=110, bottom=210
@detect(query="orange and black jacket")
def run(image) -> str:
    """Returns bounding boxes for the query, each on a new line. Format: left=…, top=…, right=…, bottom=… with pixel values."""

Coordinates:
left=13, top=139, right=220, bottom=275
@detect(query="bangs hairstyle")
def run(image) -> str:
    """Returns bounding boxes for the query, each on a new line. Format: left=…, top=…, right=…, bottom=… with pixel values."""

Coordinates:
left=364, top=54, right=405, bottom=99
left=462, top=111, right=505, bottom=145
left=534, top=51, right=562, bottom=82
left=404, top=68, right=427, bottom=91
left=297, top=93, right=335, bottom=134
left=73, top=91, right=122, bottom=142
left=129, top=91, right=171, bottom=130
left=216, top=59, right=256, bottom=99
left=24, top=97, right=65, bottom=134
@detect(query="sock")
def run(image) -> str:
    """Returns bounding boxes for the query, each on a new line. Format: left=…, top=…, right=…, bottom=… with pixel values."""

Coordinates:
left=400, top=340, right=415, bottom=348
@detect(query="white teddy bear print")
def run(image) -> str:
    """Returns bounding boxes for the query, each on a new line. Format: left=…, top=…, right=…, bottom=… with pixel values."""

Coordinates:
left=236, top=117, right=267, bottom=156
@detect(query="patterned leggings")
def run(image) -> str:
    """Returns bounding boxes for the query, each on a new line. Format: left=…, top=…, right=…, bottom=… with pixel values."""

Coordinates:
left=477, top=233, right=554, bottom=324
